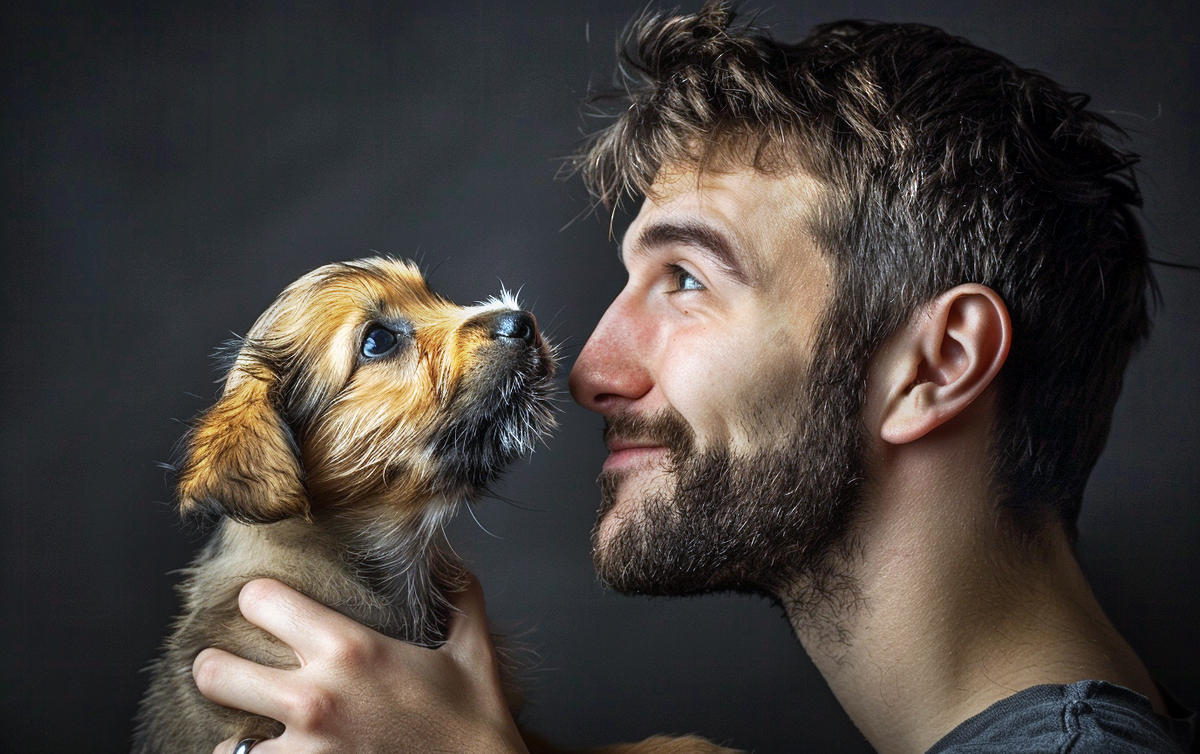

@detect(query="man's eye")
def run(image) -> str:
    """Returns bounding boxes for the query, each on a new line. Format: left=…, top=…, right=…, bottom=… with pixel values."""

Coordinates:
left=669, top=265, right=705, bottom=292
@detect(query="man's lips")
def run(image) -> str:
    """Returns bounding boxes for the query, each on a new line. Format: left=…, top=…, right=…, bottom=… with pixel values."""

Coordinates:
left=602, top=441, right=669, bottom=472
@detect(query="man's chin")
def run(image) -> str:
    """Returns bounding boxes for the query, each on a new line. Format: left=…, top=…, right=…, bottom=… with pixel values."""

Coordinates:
left=592, top=539, right=749, bottom=598
left=593, top=467, right=669, bottom=544
left=593, top=485, right=649, bottom=548
left=590, top=493, right=646, bottom=591
left=590, top=488, right=745, bottom=597
left=590, top=489, right=663, bottom=594
left=593, top=511, right=624, bottom=558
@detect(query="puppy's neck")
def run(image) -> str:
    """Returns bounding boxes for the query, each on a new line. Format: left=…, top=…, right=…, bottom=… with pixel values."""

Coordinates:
left=314, top=493, right=466, bottom=646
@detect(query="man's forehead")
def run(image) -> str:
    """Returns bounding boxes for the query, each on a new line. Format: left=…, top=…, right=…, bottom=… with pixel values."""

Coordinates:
left=619, top=166, right=828, bottom=278
left=634, top=167, right=825, bottom=234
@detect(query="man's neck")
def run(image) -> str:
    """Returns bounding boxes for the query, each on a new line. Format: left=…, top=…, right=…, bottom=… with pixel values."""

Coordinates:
left=779, top=437, right=1163, bottom=754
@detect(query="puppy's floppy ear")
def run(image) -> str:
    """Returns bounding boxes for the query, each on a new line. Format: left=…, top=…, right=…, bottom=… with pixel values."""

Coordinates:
left=176, top=355, right=309, bottom=524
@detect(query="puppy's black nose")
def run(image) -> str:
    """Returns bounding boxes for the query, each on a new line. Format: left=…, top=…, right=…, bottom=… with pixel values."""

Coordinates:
left=489, top=310, right=536, bottom=345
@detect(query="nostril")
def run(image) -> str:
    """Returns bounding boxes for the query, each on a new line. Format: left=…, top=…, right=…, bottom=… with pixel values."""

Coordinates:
left=491, top=311, right=536, bottom=345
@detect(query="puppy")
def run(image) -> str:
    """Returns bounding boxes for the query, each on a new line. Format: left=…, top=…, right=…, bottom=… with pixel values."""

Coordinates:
left=133, top=258, right=738, bottom=754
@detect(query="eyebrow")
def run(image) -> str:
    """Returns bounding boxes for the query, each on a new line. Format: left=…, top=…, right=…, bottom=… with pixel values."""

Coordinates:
left=620, top=220, right=755, bottom=285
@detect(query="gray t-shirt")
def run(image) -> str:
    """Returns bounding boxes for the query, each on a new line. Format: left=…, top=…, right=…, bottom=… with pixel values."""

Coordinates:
left=925, top=681, right=1195, bottom=753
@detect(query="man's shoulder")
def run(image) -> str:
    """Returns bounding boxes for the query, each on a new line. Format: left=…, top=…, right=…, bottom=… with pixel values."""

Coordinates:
left=924, top=681, right=1195, bottom=754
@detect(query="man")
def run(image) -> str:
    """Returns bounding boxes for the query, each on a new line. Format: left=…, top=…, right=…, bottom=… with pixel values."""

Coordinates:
left=191, top=3, right=1194, bottom=752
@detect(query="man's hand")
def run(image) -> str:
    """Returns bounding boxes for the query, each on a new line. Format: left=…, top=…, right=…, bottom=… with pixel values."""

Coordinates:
left=192, top=574, right=528, bottom=754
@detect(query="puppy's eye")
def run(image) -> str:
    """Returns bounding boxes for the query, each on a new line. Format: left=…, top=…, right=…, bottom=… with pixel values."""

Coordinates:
left=362, top=326, right=399, bottom=358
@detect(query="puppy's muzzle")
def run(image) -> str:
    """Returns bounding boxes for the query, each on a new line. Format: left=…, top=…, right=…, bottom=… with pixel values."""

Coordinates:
left=474, top=308, right=553, bottom=382
left=434, top=307, right=556, bottom=490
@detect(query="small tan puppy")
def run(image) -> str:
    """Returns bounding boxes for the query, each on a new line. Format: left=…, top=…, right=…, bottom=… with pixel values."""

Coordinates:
left=133, top=258, right=737, bottom=754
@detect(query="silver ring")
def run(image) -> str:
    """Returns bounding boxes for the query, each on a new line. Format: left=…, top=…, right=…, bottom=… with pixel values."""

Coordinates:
left=233, top=739, right=260, bottom=754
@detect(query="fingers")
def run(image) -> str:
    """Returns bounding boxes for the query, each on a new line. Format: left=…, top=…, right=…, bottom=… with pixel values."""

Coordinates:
left=192, top=647, right=293, bottom=721
left=237, top=578, right=364, bottom=665
left=212, top=736, right=290, bottom=754
left=240, top=576, right=489, bottom=666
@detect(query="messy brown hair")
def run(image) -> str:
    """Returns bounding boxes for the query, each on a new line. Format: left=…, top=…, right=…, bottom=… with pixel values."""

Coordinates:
left=574, top=1, right=1154, bottom=538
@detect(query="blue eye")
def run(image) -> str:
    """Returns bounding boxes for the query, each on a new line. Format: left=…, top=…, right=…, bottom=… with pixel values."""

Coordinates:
left=362, top=326, right=399, bottom=358
left=670, top=265, right=705, bottom=292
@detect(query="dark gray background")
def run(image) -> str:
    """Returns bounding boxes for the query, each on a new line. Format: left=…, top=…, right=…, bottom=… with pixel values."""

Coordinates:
left=3, top=1, right=1197, bottom=752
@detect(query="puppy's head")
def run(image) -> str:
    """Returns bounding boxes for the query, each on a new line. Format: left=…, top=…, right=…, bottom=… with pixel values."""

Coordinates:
left=176, top=258, right=556, bottom=525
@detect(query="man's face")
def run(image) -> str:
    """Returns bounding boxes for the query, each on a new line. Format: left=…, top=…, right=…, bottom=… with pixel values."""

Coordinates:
left=569, top=166, right=868, bottom=597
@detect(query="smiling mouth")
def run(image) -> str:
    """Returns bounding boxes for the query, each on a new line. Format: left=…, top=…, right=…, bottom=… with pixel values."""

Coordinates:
left=600, top=407, right=696, bottom=475
left=603, top=443, right=669, bottom=472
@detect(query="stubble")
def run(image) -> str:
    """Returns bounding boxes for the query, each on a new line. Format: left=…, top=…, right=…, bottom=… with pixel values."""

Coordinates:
left=591, top=338, right=869, bottom=621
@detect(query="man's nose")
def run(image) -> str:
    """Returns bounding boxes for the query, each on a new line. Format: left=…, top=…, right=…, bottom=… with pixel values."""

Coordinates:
left=569, top=294, right=654, bottom=414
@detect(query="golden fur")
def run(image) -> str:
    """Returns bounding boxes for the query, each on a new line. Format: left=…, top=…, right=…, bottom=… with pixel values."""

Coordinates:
left=133, top=258, right=737, bottom=754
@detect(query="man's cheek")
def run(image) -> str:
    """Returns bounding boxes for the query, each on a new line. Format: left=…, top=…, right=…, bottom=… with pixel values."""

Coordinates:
left=658, top=334, right=747, bottom=439
left=728, top=360, right=812, bottom=451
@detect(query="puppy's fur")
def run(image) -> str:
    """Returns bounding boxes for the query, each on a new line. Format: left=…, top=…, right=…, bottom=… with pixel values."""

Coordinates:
left=133, top=258, right=738, bottom=754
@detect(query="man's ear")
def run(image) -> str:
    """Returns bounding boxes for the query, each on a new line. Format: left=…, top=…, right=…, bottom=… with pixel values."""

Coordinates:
left=176, top=361, right=310, bottom=524
left=875, top=284, right=1011, bottom=445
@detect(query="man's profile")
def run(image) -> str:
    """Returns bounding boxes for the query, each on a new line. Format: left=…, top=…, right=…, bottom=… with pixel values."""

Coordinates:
left=191, top=3, right=1195, bottom=752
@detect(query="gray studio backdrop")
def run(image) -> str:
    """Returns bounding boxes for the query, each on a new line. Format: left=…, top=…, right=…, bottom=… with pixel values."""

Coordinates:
left=3, top=2, right=1197, bottom=752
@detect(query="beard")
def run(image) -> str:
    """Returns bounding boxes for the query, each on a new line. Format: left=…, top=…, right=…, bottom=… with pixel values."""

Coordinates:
left=591, top=334, right=868, bottom=605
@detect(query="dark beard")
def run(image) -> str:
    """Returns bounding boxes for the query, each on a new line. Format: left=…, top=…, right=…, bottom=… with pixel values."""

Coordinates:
left=590, top=342, right=867, bottom=604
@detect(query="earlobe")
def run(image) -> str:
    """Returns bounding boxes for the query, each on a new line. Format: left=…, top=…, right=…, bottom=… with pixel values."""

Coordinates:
left=878, top=285, right=1011, bottom=445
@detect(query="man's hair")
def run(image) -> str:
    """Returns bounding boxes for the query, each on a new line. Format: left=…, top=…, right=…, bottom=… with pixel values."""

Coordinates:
left=574, top=1, right=1154, bottom=539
